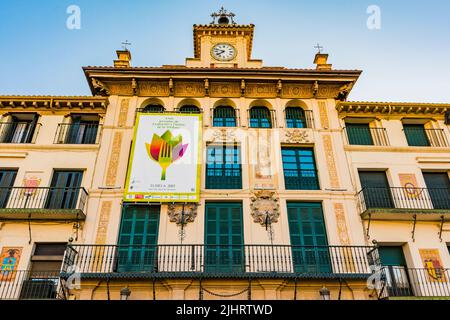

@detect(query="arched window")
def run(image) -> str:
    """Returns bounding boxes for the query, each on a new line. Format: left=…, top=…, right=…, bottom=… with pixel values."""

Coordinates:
left=249, top=106, right=272, bottom=128
left=213, top=106, right=236, bottom=127
left=142, top=104, right=164, bottom=113
left=285, top=107, right=306, bottom=128
left=179, top=105, right=201, bottom=113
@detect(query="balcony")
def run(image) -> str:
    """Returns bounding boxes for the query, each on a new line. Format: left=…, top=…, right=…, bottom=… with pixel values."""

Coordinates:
left=343, top=127, right=389, bottom=146
left=54, top=123, right=102, bottom=144
left=0, top=270, right=65, bottom=300
left=403, top=128, right=449, bottom=147
left=0, top=122, right=41, bottom=144
left=358, top=187, right=450, bottom=221
left=0, top=187, right=88, bottom=221
left=380, top=267, right=450, bottom=299
left=61, top=244, right=379, bottom=280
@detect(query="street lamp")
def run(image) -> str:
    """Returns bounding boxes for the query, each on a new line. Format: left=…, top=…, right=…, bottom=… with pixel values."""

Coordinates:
left=120, top=287, right=131, bottom=300
left=319, top=286, right=330, bottom=300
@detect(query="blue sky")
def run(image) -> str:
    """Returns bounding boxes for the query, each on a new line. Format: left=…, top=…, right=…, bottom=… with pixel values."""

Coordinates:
left=0, top=0, right=449, bottom=102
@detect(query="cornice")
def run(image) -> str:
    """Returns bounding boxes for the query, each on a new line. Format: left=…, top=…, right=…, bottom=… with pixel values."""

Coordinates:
left=0, top=96, right=109, bottom=111
left=337, top=101, right=450, bottom=115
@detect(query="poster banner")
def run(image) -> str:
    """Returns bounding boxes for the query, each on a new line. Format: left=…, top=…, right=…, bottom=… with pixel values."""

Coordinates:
left=124, top=113, right=202, bottom=202
left=0, top=247, right=23, bottom=281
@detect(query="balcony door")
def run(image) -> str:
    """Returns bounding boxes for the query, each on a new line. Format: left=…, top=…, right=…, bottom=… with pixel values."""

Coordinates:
left=117, top=205, right=160, bottom=272
left=287, top=202, right=331, bottom=273
left=0, top=170, right=17, bottom=208
left=45, top=171, right=83, bottom=209
left=379, top=246, right=412, bottom=297
left=65, top=115, right=99, bottom=144
left=423, top=172, right=450, bottom=210
left=359, top=171, right=394, bottom=209
left=205, top=202, right=244, bottom=273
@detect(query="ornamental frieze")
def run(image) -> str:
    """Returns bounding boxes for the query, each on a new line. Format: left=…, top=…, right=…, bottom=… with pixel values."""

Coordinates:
left=174, top=81, right=205, bottom=97
left=209, top=82, right=241, bottom=98
left=316, top=85, right=342, bottom=99
left=245, top=83, right=277, bottom=98
left=138, top=81, right=170, bottom=97
left=249, top=190, right=280, bottom=226
left=281, top=84, right=314, bottom=99
left=104, top=81, right=133, bottom=96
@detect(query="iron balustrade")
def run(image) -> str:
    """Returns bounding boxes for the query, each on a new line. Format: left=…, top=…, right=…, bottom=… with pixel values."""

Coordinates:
left=403, top=128, right=449, bottom=147
left=54, top=123, right=102, bottom=144
left=285, top=109, right=315, bottom=129
left=62, top=244, right=378, bottom=277
left=248, top=108, right=276, bottom=128
left=358, top=187, right=450, bottom=214
left=381, top=267, right=450, bottom=298
left=0, top=270, right=65, bottom=300
left=343, top=127, right=390, bottom=146
left=0, top=122, right=41, bottom=143
left=0, top=187, right=88, bottom=212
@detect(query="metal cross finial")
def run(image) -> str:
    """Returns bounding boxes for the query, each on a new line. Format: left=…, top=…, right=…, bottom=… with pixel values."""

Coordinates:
left=210, top=7, right=236, bottom=24
left=121, top=40, right=132, bottom=51
left=314, top=43, right=324, bottom=54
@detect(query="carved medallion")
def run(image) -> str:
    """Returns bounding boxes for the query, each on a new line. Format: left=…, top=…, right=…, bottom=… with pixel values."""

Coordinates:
left=211, top=129, right=236, bottom=143
left=167, top=203, right=198, bottom=225
left=249, top=190, right=280, bottom=226
left=285, top=129, right=311, bottom=144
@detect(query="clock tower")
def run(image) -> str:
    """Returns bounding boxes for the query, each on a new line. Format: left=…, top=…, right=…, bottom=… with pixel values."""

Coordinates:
left=186, top=7, right=263, bottom=68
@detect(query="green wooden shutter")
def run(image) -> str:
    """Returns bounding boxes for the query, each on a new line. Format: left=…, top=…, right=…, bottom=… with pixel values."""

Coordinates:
left=205, top=202, right=244, bottom=273
left=117, top=205, right=160, bottom=272
left=359, top=171, right=394, bottom=208
left=0, top=170, right=17, bottom=208
left=213, top=106, right=236, bottom=127
left=282, top=147, right=319, bottom=190
left=287, top=202, right=331, bottom=273
left=285, top=107, right=306, bottom=128
left=404, top=124, right=430, bottom=146
left=250, top=107, right=272, bottom=128
left=346, top=123, right=374, bottom=145
left=423, top=172, right=450, bottom=210
left=46, top=171, right=83, bottom=209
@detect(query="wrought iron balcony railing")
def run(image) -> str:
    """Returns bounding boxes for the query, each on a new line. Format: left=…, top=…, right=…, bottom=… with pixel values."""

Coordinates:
left=0, top=187, right=88, bottom=219
left=358, top=187, right=450, bottom=215
left=380, top=267, right=450, bottom=298
left=54, top=123, right=102, bottom=144
left=61, top=244, right=379, bottom=279
left=285, top=110, right=315, bottom=129
left=0, top=122, right=41, bottom=144
left=0, top=270, right=65, bottom=300
left=343, top=127, right=390, bottom=146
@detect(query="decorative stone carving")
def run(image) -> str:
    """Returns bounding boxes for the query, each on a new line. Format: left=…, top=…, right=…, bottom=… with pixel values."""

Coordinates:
left=204, top=79, right=209, bottom=96
left=174, top=81, right=205, bottom=97
left=250, top=190, right=280, bottom=226
left=138, top=81, right=169, bottom=96
left=313, top=81, right=319, bottom=97
left=169, top=78, right=174, bottom=96
left=95, top=201, right=112, bottom=245
left=322, top=134, right=340, bottom=189
left=277, top=80, right=282, bottom=97
left=337, top=82, right=354, bottom=101
left=91, top=78, right=110, bottom=96
left=241, top=79, right=246, bottom=96
left=118, top=98, right=129, bottom=127
left=210, top=82, right=241, bottom=97
left=106, top=132, right=123, bottom=186
left=105, top=81, right=133, bottom=96
left=285, top=129, right=311, bottom=144
left=317, top=85, right=341, bottom=99
left=281, top=83, right=313, bottom=99
left=167, top=203, right=198, bottom=225
left=245, top=83, right=277, bottom=98
left=211, top=129, right=236, bottom=142
left=131, top=78, right=137, bottom=96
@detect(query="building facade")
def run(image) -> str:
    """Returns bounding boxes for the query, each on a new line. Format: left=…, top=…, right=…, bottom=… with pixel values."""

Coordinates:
left=0, top=10, right=449, bottom=300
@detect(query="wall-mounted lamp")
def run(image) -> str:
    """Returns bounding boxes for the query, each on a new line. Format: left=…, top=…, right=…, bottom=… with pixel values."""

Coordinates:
left=120, top=287, right=131, bottom=301
left=319, top=286, right=330, bottom=300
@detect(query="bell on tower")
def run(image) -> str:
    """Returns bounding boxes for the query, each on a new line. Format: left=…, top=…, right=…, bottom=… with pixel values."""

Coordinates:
left=210, top=7, right=236, bottom=25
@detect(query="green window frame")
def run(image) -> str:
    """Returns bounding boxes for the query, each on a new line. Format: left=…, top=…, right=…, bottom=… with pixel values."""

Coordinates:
left=0, top=169, right=17, bottom=208
left=282, top=147, right=319, bottom=190
left=206, top=145, right=242, bottom=189
left=45, top=170, right=83, bottom=209
left=117, top=205, right=160, bottom=272
left=179, top=105, right=201, bottom=113
left=213, top=106, right=237, bottom=127
left=346, top=123, right=374, bottom=145
left=403, top=124, right=430, bottom=146
left=287, top=202, right=331, bottom=273
left=249, top=106, right=272, bottom=128
left=142, top=104, right=165, bottom=113
left=205, top=202, right=244, bottom=273
left=285, top=107, right=306, bottom=128
left=423, top=172, right=450, bottom=210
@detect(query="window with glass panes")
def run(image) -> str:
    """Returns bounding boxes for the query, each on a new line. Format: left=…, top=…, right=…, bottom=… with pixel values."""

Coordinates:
left=213, top=106, right=236, bottom=127
left=142, top=105, right=165, bottom=113
left=249, top=107, right=272, bottom=128
left=285, top=107, right=306, bottom=128
left=403, top=124, right=430, bottom=146
left=346, top=123, right=374, bottom=145
left=206, top=145, right=242, bottom=189
left=179, top=105, right=200, bottom=113
left=282, top=147, right=319, bottom=190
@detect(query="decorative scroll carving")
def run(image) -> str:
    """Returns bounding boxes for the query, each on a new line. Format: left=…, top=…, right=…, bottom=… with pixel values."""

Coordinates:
left=285, top=129, right=311, bottom=144
left=92, top=78, right=110, bottom=96
left=250, top=190, right=280, bottom=225
left=167, top=203, right=198, bottom=225
left=317, top=85, right=341, bottom=99
left=174, top=81, right=205, bottom=97
left=138, top=81, right=170, bottom=96
left=106, top=132, right=123, bottom=186
left=118, top=98, right=129, bottom=127
left=318, top=101, right=330, bottom=129
left=105, top=81, right=133, bottom=96
left=337, top=82, right=354, bottom=101
left=95, top=201, right=112, bottom=245
left=211, top=129, right=237, bottom=142
left=334, top=203, right=350, bottom=245
left=322, top=134, right=340, bottom=188
left=245, top=83, right=277, bottom=98
left=210, top=82, right=241, bottom=98
left=281, top=83, right=313, bottom=99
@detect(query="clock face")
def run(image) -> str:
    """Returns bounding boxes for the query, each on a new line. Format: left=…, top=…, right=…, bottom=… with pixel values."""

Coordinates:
left=211, top=43, right=236, bottom=61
